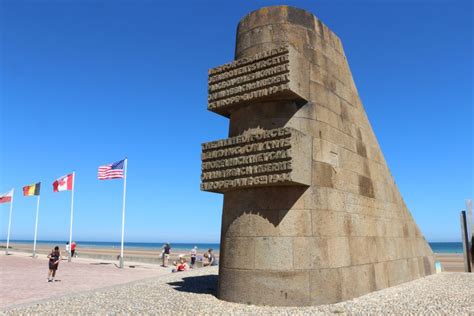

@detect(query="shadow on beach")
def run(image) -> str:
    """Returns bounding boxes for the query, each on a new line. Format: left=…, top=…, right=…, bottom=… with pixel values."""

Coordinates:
left=167, top=274, right=218, bottom=296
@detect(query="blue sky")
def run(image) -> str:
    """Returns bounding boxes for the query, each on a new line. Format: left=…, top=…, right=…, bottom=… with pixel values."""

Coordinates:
left=0, top=0, right=472, bottom=243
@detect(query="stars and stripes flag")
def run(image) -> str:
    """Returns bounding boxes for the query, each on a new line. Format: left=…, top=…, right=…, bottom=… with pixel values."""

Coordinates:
left=53, top=173, right=74, bottom=192
left=98, top=159, right=125, bottom=180
left=0, top=190, right=13, bottom=204
left=98, top=158, right=127, bottom=267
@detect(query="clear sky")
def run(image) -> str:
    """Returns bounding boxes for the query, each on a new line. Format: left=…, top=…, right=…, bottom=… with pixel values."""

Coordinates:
left=0, top=0, right=472, bottom=243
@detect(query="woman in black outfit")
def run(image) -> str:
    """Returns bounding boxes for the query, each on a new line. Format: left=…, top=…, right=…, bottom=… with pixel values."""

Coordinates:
left=47, top=246, right=61, bottom=282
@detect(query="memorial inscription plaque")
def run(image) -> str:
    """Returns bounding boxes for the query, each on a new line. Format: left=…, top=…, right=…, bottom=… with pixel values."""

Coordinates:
left=202, top=5, right=436, bottom=307
left=208, top=45, right=309, bottom=117
left=201, top=127, right=311, bottom=192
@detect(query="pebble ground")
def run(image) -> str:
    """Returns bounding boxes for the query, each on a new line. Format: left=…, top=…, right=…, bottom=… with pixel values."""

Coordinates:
left=3, top=267, right=473, bottom=315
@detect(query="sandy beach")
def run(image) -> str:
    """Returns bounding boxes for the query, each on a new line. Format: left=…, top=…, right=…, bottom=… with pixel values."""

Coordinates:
left=0, top=251, right=472, bottom=314
left=1, top=242, right=218, bottom=265
left=4, top=242, right=463, bottom=272
left=435, top=253, right=467, bottom=273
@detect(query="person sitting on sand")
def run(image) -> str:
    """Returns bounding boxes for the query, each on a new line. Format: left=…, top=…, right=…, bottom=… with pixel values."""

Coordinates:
left=203, top=249, right=218, bottom=267
left=172, top=254, right=188, bottom=273
left=202, top=252, right=209, bottom=266
left=47, top=246, right=62, bottom=282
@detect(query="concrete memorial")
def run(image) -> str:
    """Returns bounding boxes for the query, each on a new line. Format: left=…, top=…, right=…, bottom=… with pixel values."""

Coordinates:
left=201, top=6, right=435, bottom=306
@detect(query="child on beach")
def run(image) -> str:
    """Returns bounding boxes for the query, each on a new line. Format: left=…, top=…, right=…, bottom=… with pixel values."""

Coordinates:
left=190, top=246, right=197, bottom=268
left=47, top=246, right=62, bottom=282
left=172, top=254, right=188, bottom=273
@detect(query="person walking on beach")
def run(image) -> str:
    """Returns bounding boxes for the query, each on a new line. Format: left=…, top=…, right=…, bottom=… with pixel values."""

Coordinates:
left=71, top=241, right=77, bottom=257
left=47, top=246, right=62, bottom=282
left=190, top=246, right=197, bottom=268
left=161, top=243, right=171, bottom=267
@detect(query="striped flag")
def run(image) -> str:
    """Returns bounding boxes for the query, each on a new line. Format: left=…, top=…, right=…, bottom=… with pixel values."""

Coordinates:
left=98, top=159, right=125, bottom=180
left=23, top=182, right=41, bottom=196
left=53, top=174, right=74, bottom=192
left=0, top=190, right=13, bottom=204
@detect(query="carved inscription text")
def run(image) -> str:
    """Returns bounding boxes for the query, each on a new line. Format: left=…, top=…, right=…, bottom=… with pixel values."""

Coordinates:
left=201, top=128, right=311, bottom=192
left=208, top=46, right=301, bottom=113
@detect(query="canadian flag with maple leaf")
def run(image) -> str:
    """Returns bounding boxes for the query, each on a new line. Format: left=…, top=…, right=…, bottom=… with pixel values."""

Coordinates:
left=52, top=173, right=74, bottom=192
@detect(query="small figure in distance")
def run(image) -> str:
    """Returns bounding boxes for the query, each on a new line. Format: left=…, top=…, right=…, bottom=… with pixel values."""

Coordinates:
left=172, top=254, right=188, bottom=273
left=65, top=242, right=70, bottom=258
left=71, top=241, right=77, bottom=257
left=202, top=253, right=209, bottom=266
left=203, top=248, right=218, bottom=267
left=161, top=243, right=171, bottom=267
left=116, top=254, right=123, bottom=266
left=47, top=246, right=62, bottom=282
left=190, top=246, right=198, bottom=268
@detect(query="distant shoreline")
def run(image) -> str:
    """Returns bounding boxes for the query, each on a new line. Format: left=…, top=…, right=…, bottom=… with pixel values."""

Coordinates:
left=0, top=241, right=221, bottom=264
left=0, top=240, right=220, bottom=251
left=0, top=240, right=464, bottom=254
left=0, top=241, right=222, bottom=253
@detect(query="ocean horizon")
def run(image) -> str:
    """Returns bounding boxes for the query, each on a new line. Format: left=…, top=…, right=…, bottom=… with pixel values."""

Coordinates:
left=2, top=240, right=221, bottom=252
left=1, top=240, right=464, bottom=254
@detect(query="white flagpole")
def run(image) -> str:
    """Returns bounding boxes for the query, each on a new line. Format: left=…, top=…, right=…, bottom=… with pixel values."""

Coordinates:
left=6, top=189, right=14, bottom=255
left=68, top=172, right=75, bottom=262
left=33, top=194, right=41, bottom=258
left=119, top=159, right=128, bottom=269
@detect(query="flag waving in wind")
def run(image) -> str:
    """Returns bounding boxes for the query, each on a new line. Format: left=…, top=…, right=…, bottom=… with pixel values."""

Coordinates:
left=52, top=172, right=75, bottom=261
left=98, top=158, right=128, bottom=268
left=98, top=159, right=125, bottom=180
left=53, top=174, right=74, bottom=192
left=23, top=182, right=41, bottom=196
left=0, top=190, right=13, bottom=203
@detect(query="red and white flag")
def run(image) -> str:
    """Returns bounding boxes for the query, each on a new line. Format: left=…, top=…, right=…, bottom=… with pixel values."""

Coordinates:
left=98, top=159, right=125, bottom=180
left=0, top=190, right=13, bottom=204
left=53, top=174, right=74, bottom=192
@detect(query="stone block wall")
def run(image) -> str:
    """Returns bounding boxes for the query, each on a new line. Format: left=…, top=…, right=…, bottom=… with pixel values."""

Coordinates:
left=201, top=5, right=435, bottom=306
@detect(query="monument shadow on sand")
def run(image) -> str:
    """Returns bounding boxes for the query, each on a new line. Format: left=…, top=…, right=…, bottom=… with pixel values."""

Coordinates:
left=167, top=275, right=218, bottom=296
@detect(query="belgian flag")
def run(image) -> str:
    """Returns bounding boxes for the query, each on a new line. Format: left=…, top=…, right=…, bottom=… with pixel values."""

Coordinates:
left=23, top=182, right=41, bottom=196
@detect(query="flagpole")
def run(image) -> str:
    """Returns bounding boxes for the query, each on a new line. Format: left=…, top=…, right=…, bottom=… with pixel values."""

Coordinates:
left=33, top=195, right=41, bottom=258
left=6, top=189, right=14, bottom=255
left=119, top=158, right=127, bottom=269
left=68, top=172, right=75, bottom=262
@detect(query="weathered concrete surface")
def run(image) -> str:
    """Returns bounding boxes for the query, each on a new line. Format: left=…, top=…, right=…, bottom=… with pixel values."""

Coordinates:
left=201, top=5, right=435, bottom=306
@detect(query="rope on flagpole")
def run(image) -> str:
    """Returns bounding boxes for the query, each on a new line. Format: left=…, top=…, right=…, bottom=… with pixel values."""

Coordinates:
left=119, top=158, right=128, bottom=269
left=33, top=195, right=41, bottom=258
left=68, top=172, right=75, bottom=262
left=5, top=188, right=14, bottom=255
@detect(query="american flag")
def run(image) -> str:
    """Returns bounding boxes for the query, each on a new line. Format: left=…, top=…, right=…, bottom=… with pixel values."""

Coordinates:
left=98, top=159, right=125, bottom=180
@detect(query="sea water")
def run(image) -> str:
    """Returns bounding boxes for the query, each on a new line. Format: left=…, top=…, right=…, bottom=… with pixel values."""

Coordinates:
left=428, top=242, right=463, bottom=254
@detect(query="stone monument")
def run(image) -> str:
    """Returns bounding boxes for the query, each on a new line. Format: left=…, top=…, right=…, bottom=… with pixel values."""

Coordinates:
left=201, top=6, right=435, bottom=306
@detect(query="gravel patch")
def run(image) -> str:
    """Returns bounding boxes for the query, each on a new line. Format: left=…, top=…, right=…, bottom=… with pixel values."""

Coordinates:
left=3, top=268, right=473, bottom=315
